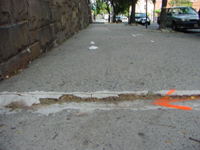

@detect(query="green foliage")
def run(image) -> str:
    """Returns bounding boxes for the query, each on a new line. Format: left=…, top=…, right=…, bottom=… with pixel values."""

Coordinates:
left=96, top=0, right=131, bottom=15
left=96, top=0, right=111, bottom=14
left=152, top=0, right=156, bottom=3
left=111, top=0, right=133, bottom=22
left=155, top=9, right=161, bottom=13
left=168, top=0, right=193, bottom=7
left=92, top=5, right=96, bottom=10
left=115, top=0, right=131, bottom=15
left=14, top=70, right=18, bottom=74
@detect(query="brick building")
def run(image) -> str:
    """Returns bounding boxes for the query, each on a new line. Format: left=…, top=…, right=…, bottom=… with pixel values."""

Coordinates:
left=155, top=0, right=200, bottom=11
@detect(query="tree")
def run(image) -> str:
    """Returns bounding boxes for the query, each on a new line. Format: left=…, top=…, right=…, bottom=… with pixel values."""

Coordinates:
left=96, top=0, right=109, bottom=14
left=168, top=0, right=192, bottom=7
left=152, top=0, right=156, bottom=22
left=129, top=0, right=136, bottom=24
left=110, top=0, right=117, bottom=22
left=158, top=0, right=167, bottom=29
left=96, top=0, right=111, bottom=22
left=95, top=0, right=131, bottom=23
left=110, top=0, right=131, bottom=22
left=105, top=1, right=111, bottom=22
left=116, top=0, right=131, bottom=14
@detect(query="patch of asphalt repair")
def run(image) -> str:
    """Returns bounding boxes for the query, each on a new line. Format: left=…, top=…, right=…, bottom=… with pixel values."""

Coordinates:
left=1, top=90, right=200, bottom=115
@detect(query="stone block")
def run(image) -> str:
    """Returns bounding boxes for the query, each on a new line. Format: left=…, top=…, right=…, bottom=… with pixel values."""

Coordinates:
left=27, top=0, right=51, bottom=30
left=48, top=0, right=65, bottom=7
left=12, top=0, right=28, bottom=23
left=38, top=26, right=53, bottom=49
left=29, top=30, right=39, bottom=44
left=57, top=1, right=68, bottom=14
left=61, top=14, right=68, bottom=29
left=50, top=8, right=60, bottom=22
left=0, top=22, right=30, bottom=63
left=30, top=42, right=40, bottom=60
left=56, top=22, right=62, bottom=33
left=0, top=48, right=32, bottom=80
left=0, top=0, right=12, bottom=25
left=0, top=0, right=90, bottom=80
left=72, top=11, right=76, bottom=19
left=0, top=42, right=40, bottom=80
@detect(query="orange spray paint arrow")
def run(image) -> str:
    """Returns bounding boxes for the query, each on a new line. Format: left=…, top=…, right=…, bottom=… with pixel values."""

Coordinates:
left=153, top=89, right=198, bottom=110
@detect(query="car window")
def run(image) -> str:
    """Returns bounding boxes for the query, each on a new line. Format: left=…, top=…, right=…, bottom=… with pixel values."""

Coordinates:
left=185, top=7, right=197, bottom=14
left=167, top=8, right=172, bottom=16
left=173, top=7, right=197, bottom=15
left=135, top=13, right=146, bottom=17
left=173, top=8, right=182, bottom=15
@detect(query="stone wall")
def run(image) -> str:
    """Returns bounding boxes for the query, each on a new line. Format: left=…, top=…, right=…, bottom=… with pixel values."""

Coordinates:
left=0, top=0, right=91, bottom=80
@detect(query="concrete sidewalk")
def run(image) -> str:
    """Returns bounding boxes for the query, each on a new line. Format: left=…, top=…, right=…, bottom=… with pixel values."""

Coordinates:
left=1, top=94, right=200, bottom=150
left=1, top=23, right=200, bottom=150
left=0, top=23, right=200, bottom=93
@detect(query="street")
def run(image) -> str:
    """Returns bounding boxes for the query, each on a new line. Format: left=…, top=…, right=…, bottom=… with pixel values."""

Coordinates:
left=0, top=22, right=200, bottom=150
left=148, top=22, right=200, bottom=37
left=94, top=18, right=200, bottom=37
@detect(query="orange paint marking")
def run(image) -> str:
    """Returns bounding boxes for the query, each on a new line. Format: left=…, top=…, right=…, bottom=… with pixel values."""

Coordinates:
left=153, top=89, right=199, bottom=110
left=166, top=89, right=176, bottom=95
left=114, top=66, right=118, bottom=69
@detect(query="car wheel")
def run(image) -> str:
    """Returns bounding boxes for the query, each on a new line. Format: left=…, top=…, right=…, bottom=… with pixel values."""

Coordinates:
left=172, top=22, right=178, bottom=31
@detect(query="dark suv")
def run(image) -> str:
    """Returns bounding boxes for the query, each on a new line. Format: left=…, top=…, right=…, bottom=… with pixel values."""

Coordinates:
left=135, top=13, right=151, bottom=25
left=115, top=16, right=122, bottom=23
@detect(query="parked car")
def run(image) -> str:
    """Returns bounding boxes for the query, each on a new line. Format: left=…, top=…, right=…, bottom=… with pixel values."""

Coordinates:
left=157, top=6, right=200, bottom=30
left=135, top=13, right=151, bottom=25
left=115, top=16, right=122, bottom=23
left=121, top=15, right=128, bottom=20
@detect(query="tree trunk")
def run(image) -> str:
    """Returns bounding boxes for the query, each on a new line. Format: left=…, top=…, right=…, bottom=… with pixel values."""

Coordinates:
left=129, top=0, right=136, bottom=24
left=106, top=3, right=110, bottom=22
left=153, top=3, right=155, bottom=22
left=111, top=2, right=116, bottom=23
left=158, top=0, right=167, bottom=29
left=106, top=2, right=110, bottom=22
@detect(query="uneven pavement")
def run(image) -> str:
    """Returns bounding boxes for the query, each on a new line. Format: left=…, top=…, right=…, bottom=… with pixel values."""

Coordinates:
left=0, top=23, right=200, bottom=150
left=0, top=23, right=200, bottom=92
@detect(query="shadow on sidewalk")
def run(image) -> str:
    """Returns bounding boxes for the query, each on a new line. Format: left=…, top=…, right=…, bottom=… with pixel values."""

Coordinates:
left=91, top=22, right=105, bottom=24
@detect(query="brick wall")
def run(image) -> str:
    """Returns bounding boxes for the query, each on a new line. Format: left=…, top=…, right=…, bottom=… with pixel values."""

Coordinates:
left=0, top=0, right=90, bottom=80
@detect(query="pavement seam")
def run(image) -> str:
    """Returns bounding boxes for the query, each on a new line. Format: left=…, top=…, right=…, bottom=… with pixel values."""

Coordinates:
left=1, top=90, right=200, bottom=107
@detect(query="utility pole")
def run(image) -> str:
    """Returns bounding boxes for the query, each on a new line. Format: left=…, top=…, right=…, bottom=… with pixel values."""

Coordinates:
left=146, top=0, right=148, bottom=28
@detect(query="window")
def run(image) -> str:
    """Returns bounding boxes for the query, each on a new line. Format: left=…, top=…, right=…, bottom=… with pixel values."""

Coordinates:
left=167, top=8, right=172, bottom=16
left=172, top=7, right=197, bottom=15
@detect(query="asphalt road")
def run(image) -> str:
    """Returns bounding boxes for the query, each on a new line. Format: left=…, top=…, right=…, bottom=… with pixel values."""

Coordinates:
left=95, top=18, right=200, bottom=37
left=0, top=22, right=200, bottom=150
left=148, top=22, right=200, bottom=37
